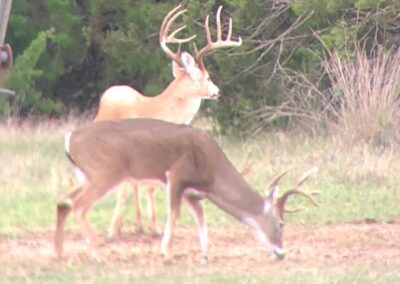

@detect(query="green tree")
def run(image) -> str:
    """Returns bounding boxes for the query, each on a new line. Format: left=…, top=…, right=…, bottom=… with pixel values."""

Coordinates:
left=4, top=29, right=58, bottom=115
left=4, top=0, right=85, bottom=115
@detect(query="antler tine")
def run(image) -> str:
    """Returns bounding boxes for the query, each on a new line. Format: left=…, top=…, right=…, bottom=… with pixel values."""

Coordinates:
left=278, top=189, right=320, bottom=209
left=284, top=207, right=305, bottom=214
left=168, top=25, right=196, bottom=43
left=165, top=9, right=196, bottom=43
left=295, top=167, right=318, bottom=188
left=227, top=18, right=233, bottom=40
left=275, top=168, right=320, bottom=220
left=160, top=5, right=197, bottom=66
left=216, top=5, right=223, bottom=41
left=195, top=5, right=242, bottom=69
left=160, top=5, right=182, bottom=36
left=205, top=14, right=212, bottom=45
left=266, top=168, right=291, bottom=190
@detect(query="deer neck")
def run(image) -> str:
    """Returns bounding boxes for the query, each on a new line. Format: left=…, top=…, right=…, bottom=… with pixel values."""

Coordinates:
left=161, top=75, right=202, bottom=101
left=153, top=77, right=202, bottom=124
left=206, top=159, right=265, bottom=222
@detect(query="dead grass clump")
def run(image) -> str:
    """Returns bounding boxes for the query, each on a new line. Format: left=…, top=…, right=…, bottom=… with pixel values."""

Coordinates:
left=323, top=46, right=400, bottom=148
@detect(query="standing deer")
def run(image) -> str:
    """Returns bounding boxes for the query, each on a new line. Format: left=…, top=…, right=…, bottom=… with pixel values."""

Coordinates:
left=56, top=118, right=319, bottom=261
left=94, top=5, right=242, bottom=238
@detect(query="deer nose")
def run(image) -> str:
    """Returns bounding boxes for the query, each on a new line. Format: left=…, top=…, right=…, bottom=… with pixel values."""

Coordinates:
left=273, top=248, right=285, bottom=260
left=212, top=93, right=220, bottom=99
left=210, top=90, right=220, bottom=99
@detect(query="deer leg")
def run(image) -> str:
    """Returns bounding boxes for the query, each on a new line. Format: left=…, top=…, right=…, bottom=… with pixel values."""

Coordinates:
left=133, top=184, right=144, bottom=233
left=146, top=186, right=160, bottom=236
left=54, top=187, right=82, bottom=259
left=160, top=181, right=183, bottom=261
left=72, top=182, right=115, bottom=259
left=183, top=195, right=208, bottom=261
left=107, top=183, right=130, bottom=240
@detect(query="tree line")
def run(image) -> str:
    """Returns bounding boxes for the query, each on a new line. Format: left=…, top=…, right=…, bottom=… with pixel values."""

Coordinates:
left=2, top=0, right=400, bottom=132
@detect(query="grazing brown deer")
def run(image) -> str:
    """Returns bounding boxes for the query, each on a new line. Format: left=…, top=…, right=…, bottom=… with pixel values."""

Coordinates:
left=56, top=118, right=319, bottom=261
left=94, top=5, right=242, bottom=238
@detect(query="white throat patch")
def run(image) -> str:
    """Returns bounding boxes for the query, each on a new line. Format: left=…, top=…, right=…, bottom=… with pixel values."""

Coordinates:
left=64, top=132, right=71, bottom=153
left=264, top=201, right=272, bottom=213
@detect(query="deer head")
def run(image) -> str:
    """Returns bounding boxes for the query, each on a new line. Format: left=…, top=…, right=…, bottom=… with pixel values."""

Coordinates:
left=159, top=5, right=242, bottom=100
left=247, top=168, right=320, bottom=259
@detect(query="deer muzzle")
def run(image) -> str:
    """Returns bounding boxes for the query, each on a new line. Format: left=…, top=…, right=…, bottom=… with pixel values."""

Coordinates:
left=210, top=91, right=220, bottom=99
left=273, top=247, right=285, bottom=260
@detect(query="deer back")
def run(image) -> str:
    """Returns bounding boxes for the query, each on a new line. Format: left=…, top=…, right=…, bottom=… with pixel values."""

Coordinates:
left=67, top=119, right=220, bottom=187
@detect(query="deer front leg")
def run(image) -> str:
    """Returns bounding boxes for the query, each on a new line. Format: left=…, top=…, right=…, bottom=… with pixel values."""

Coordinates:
left=54, top=187, right=82, bottom=259
left=55, top=201, right=72, bottom=259
left=107, top=183, right=131, bottom=240
left=184, top=195, right=208, bottom=261
left=146, top=186, right=160, bottom=236
left=160, top=181, right=183, bottom=261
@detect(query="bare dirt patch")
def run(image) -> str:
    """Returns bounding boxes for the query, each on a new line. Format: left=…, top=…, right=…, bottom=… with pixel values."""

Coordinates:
left=0, top=223, right=399, bottom=273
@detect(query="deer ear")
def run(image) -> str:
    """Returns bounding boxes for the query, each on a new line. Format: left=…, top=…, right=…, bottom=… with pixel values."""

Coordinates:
left=181, top=51, right=201, bottom=81
left=264, top=186, right=278, bottom=213
left=172, top=60, right=184, bottom=78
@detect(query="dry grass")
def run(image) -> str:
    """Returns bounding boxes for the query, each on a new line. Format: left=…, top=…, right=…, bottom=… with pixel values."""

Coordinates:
left=246, top=45, right=400, bottom=152
left=323, top=46, right=400, bottom=147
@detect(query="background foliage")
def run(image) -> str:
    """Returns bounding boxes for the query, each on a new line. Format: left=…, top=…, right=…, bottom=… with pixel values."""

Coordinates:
left=2, top=0, right=400, bottom=134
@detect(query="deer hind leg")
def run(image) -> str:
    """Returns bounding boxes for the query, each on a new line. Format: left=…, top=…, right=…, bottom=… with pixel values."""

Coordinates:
left=133, top=184, right=144, bottom=233
left=107, top=182, right=131, bottom=240
left=183, top=195, right=208, bottom=261
left=71, top=180, right=117, bottom=259
left=160, top=180, right=183, bottom=261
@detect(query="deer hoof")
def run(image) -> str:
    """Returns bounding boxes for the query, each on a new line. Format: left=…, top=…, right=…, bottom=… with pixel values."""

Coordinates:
left=105, top=236, right=116, bottom=243
left=200, top=255, right=209, bottom=264
left=161, top=254, right=173, bottom=265
left=134, top=224, right=145, bottom=235
left=149, top=229, right=162, bottom=238
left=57, top=199, right=72, bottom=209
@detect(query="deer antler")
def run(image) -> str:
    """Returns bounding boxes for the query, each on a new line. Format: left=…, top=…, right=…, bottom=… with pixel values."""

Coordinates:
left=266, top=168, right=291, bottom=191
left=275, top=168, right=320, bottom=220
left=159, top=5, right=197, bottom=66
left=194, top=5, right=242, bottom=70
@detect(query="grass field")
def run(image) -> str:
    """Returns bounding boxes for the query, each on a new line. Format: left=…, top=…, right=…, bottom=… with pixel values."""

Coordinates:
left=1, top=118, right=400, bottom=283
